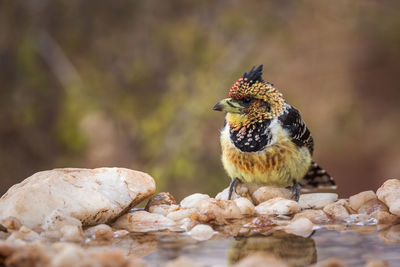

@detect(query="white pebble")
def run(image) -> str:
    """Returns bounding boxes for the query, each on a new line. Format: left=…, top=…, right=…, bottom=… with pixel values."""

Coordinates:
left=180, top=193, right=210, bottom=209
left=188, top=224, right=215, bottom=241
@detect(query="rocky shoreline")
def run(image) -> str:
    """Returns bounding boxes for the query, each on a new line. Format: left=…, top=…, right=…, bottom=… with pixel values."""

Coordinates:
left=0, top=168, right=399, bottom=266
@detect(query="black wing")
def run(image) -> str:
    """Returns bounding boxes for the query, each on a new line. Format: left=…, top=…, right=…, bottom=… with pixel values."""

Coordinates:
left=278, top=105, right=314, bottom=155
left=279, top=105, right=336, bottom=190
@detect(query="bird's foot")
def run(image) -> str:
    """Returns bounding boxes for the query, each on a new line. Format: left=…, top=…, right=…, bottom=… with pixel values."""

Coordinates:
left=291, top=179, right=301, bottom=202
left=228, top=177, right=242, bottom=200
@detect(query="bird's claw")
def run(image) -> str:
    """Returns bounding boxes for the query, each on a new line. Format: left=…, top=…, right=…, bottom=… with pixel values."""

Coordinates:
left=228, top=177, right=242, bottom=200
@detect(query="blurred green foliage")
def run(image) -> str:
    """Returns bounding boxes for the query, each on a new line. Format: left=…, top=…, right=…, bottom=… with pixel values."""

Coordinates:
left=1, top=0, right=400, bottom=199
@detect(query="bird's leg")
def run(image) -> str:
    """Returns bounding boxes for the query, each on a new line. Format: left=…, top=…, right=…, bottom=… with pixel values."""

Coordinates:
left=228, top=177, right=242, bottom=200
left=291, top=179, right=301, bottom=202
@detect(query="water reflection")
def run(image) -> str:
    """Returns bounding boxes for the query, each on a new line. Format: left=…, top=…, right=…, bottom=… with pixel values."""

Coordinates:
left=143, top=224, right=400, bottom=266
left=227, top=231, right=316, bottom=267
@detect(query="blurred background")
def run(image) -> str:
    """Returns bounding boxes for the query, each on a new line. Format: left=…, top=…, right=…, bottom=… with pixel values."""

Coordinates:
left=1, top=0, right=399, bottom=200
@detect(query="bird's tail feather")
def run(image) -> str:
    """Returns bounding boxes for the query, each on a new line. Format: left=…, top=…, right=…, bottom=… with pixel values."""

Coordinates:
left=299, top=161, right=336, bottom=192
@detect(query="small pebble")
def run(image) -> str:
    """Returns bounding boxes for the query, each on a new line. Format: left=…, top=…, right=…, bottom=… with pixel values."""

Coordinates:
left=181, top=193, right=210, bottom=209
left=188, top=224, right=215, bottom=241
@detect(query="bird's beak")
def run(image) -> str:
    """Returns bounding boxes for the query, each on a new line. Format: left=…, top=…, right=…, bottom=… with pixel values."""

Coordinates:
left=212, top=98, right=243, bottom=113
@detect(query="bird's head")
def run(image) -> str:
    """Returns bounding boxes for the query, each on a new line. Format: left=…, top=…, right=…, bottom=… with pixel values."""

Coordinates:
left=213, top=65, right=285, bottom=130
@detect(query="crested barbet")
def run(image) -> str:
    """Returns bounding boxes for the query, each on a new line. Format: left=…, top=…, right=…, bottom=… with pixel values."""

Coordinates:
left=213, top=65, right=336, bottom=200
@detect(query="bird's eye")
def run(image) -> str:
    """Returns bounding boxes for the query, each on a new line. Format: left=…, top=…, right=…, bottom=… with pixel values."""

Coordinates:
left=239, top=97, right=253, bottom=107
left=243, top=97, right=252, bottom=103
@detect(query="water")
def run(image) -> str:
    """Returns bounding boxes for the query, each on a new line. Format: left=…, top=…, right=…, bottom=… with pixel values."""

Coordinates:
left=143, top=224, right=400, bottom=266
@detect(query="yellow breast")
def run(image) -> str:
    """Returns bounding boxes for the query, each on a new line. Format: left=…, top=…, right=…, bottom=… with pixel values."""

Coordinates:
left=220, top=125, right=312, bottom=187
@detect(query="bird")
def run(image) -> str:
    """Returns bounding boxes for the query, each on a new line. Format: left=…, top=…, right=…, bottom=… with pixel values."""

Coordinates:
left=212, top=65, right=336, bottom=200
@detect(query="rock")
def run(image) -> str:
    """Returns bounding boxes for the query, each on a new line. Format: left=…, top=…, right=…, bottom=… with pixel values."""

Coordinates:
left=232, top=252, right=289, bottom=267
left=188, top=224, right=216, bottom=241
left=255, top=197, right=301, bottom=215
left=371, top=211, right=399, bottom=224
left=358, top=198, right=389, bottom=215
left=376, top=179, right=400, bottom=216
left=0, top=217, right=22, bottom=231
left=59, top=225, right=84, bottom=242
left=251, top=186, right=292, bottom=205
left=356, top=198, right=398, bottom=224
left=148, top=204, right=180, bottom=216
left=299, top=193, right=338, bottom=209
left=197, top=199, right=242, bottom=221
left=166, top=208, right=196, bottom=222
left=112, top=211, right=175, bottom=232
left=145, top=192, right=176, bottom=211
left=84, top=224, right=113, bottom=240
left=284, top=218, right=314, bottom=238
left=323, top=199, right=350, bottom=221
left=6, top=226, right=40, bottom=242
left=0, top=168, right=156, bottom=229
left=348, top=190, right=377, bottom=211
left=365, top=259, right=388, bottom=267
left=42, top=210, right=83, bottom=231
left=216, top=184, right=250, bottom=200
left=293, top=209, right=330, bottom=224
left=181, top=193, right=210, bottom=209
left=234, top=197, right=255, bottom=216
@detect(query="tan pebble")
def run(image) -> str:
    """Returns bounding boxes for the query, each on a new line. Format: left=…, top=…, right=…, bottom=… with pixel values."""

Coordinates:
left=198, top=199, right=242, bottom=220
left=376, top=179, right=400, bottom=216
left=358, top=199, right=388, bottom=215
left=234, top=197, right=255, bottom=215
left=166, top=208, right=196, bottom=222
left=284, top=218, right=314, bottom=238
left=145, top=192, right=176, bottom=211
left=255, top=197, right=300, bottom=215
left=252, top=186, right=292, bottom=205
left=60, top=225, right=84, bottom=242
left=323, top=199, right=350, bottom=220
left=84, top=224, right=113, bottom=240
left=112, top=211, right=176, bottom=232
left=371, top=210, right=399, bottom=225
left=349, top=190, right=376, bottom=211
left=293, top=209, right=330, bottom=224
left=149, top=204, right=180, bottom=216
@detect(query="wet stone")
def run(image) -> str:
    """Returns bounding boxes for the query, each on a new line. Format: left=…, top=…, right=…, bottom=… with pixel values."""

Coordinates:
left=145, top=192, right=176, bottom=211
left=323, top=199, right=351, bottom=221
left=188, top=224, right=215, bottom=241
left=377, top=179, right=400, bottom=216
left=251, top=186, right=292, bottom=205
left=349, top=190, right=377, bottom=212
left=112, top=211, right=176, bottom=232
left=299, top=193, right=338, bottom=209
left=180, top=193, right=210, bottom=209
left=293, top=209, right=331, bottom=224
left=255, top=197, right=301, bottom=215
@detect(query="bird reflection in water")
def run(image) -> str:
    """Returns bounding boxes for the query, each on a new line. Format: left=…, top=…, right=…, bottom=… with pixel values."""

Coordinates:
left=227, top=231, right=316, bottom=267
